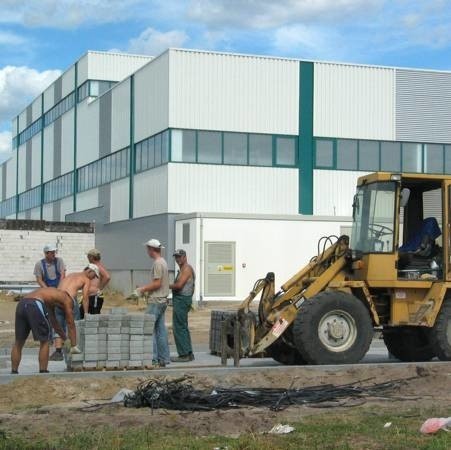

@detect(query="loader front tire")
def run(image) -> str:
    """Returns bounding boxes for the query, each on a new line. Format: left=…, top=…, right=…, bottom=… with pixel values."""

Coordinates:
left=293, top=290, right=373, bottom=364
left=382, top=327, right=435, bottom=362
left=430, top=298, right=451, bottom=361
left=266, top=336, right=306, bottom=365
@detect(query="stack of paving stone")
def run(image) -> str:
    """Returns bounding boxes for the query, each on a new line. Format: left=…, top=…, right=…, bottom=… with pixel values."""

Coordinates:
left=67, top=308, right=155, bottom=371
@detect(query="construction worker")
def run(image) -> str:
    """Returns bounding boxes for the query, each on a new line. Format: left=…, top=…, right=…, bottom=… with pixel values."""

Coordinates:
left=11, top=287, right=81, bottom=374
left=169, top=249, right=195, bottom=362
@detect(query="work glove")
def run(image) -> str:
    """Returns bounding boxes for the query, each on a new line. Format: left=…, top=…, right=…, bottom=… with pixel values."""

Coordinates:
left=127, top=289, right=141, bottom=300
left=63, top=339, right=71, bottom=352
left=70, top=345, right=82, bottom=354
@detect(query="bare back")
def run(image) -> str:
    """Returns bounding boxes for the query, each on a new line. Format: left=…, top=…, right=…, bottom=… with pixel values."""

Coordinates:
left=58, top=272, right=90, bottom=299
left=29, top=287, right=72, bottom=310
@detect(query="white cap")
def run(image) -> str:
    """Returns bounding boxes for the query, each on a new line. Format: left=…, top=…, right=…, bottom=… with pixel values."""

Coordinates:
left=43, top=244, right=57, bottom=253
left=84, top=263, right=100, bottom=278
left=143, top=238, right=164, bottom=249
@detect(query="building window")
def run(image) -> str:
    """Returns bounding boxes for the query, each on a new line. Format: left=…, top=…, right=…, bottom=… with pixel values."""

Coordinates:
left=276, top=137, right=296, bottom=166
left=315, top=139, right=334, bottom=168
left=43, top=172, right=73, bottom=203
left=337, top=139, right=357, bottom=170
left=402, top=143, right=422, bottom=172
left=381, top=142, right=401, bottom=171
left=182, top=223, right=190, bottom=244
left=359, top=140, right=379, bottom=171
left=424, top=144, right=443, bottom=174
left=249, top=134, right=272, bottom=166
left=198, top=131, right=221, bottom=164
left=162, top=130, right=169, bottom=163
left=223, top=132, right=247, bottom=165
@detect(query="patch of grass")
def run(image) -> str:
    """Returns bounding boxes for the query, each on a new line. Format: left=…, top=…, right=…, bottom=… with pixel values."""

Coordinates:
left=0, top=408, right=450, bottom=450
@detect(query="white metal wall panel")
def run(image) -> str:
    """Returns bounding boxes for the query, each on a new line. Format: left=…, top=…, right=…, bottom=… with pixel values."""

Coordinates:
left=42, top=203, right=53, bottom=220
left=43, top=83, right=55, bottom=112
left=314, top=62, right=395, bottom=140
left=6, top=153, right=16, bottom=198
left=313, top=169, right=369, bottom=216
left=76, top=100, right=99, bottom=167
left=133, top=166, right=168, bottom=217
left=76, top=188, right=99, bottom=211
left=169, top=50, right=299, bottom=135
left=0, top=169, right=3, bottom=199
left=396, top=69, right=451, bottom=143
left=168, top=163, right=298, bottom=214
left=43, top=123, right=54, bottom=182
left=87, top=51, right=152, bottom=82
left=30, top=206, right=40, bottom=220
left=17, top=212, right=25, bottom=219
left=134, top=52, right=169, bottom=142
left=11, top=119, right=17, bottom=140
left=17, top=145, right=26, bottom=193
left=61, top=109, right=74, bottom=174
left=111, top=78, right=130, bottom=152
left=176, top=216, right=351, bottom=301
left=77, top=54, right=89, bottom=86
left=62, top=65, right=75, bottom=98
left=31, top=134, right=41, bottom=188
left=59, top=196, right=73, bottom=221
left=109, top=178, right=129, bottom=222
left=31, top=96, right=42, bottom=122
left=18, top=110, right=27, bottom=133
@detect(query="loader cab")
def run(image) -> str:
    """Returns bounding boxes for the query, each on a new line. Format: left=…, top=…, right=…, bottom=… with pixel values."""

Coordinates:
left=350, top=172, right=448, bottom=283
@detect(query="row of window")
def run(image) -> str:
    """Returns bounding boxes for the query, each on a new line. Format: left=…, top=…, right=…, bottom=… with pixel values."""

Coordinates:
left=0, top=196, right=17, bottom=218
left=316, top=138, right=451, bottom=174
left=78, top=80, right=116, bottom=103
left=78, top=147, right=130, bottom=192
left=13, top=79, right=117, bottom=149
left=171, top=129, right=297, bottom=167
left=18, top=186, right=41, bottom=212
left=135, top=130, right=169, bottom=172
left=44, top=172, right=74, bottom=204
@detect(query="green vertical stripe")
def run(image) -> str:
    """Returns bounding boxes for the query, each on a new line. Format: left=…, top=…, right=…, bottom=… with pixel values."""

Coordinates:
left=299, top=61, right=314, bottom=215
left=129, top=75, right=135, bottom=219
left=15, top=116, right=19, bottom=218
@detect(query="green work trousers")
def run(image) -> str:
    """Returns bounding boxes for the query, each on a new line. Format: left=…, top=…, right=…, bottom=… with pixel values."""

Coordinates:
left=172, top=293, right=193, bottom=356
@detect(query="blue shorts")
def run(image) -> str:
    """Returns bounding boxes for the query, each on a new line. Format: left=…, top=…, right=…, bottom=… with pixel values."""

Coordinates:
left=15, top=298, right=52, bottom=342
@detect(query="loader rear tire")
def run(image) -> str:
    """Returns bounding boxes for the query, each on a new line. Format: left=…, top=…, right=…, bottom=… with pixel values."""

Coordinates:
left=382, top=327, right=435, bottom=362
left=266, top=337, right=306, bottom=365
left=292, top=290, right=373, bottom=365
left=430, top=298, right=451, bottom=361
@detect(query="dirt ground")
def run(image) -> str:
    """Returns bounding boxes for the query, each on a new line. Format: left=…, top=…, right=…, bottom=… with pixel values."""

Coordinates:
left=1, top=291, right=451, bottom=439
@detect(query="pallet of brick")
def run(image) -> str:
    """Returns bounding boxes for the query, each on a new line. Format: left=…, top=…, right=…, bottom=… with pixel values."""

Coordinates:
left=66, top=312, right=155, bottom=371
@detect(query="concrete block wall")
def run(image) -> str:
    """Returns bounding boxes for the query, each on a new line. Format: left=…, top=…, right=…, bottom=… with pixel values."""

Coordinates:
left=0, top=220, right=94, bottom=282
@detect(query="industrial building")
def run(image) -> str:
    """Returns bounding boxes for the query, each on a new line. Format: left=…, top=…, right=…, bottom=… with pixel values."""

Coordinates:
left=1, top=48, right=450, bottom=299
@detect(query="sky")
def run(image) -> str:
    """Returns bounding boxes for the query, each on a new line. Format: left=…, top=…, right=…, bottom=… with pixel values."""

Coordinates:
left=1, top=0, right=451, bottom=163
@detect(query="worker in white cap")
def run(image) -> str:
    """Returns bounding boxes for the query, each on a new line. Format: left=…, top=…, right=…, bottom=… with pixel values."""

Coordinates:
left=135, top=238, right=170, bottom=368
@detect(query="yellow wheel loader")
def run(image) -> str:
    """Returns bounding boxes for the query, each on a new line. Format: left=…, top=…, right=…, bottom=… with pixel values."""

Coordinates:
left=222, top=172, right=451, bottom=365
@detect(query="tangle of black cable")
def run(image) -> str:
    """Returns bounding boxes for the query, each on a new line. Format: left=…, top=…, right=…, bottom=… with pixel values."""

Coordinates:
left=123, top=376, right=418, bottom=412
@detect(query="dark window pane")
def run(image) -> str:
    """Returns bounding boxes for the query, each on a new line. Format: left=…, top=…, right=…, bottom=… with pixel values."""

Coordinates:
left=381, top=142, right=401, bottom=171
left=148, top=137, right=155, bottom=168
left=249, top=134, right=272, bottom=166
left=445, top=145, right=451, bottom=173
left=337, top=139, right=357, bottom=170
left=155, top=134, right=162, bottom=166
left=424, top=144, right=443, bottom=173
left=198, top=131, right=221, bottom=164
left=276, top=137, right=296, bottom=166
left=359, top=140, right=379, bottom=171
left=161, top=130, right=169, bottom=163
left=316, top=140, right=333, bottom=167
left=402, top=143, right=422, bottom=172
left=224, top=132, right=247, bottom=165
left=182, top=130, right=196, bottom=162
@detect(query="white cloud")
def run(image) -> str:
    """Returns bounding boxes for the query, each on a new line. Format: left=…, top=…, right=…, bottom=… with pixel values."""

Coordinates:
left=0, top=131, right=12, bottom=164
left=187, top=0, right=384, bottom=29
left=0, top=31, right=26, bottom=46
left=126, top=28, right=189, bottom=55
left=0, top=0, right=147, bottom=28
left=0, top=66, right=61, bottom=123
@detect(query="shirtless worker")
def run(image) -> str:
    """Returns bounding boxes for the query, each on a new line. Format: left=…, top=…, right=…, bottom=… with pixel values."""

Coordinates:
left=11, top=287, right=81, bottom=374
left=59, top=263, right=100, bottom=313
left=49, top=264, right=100, bottom=361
